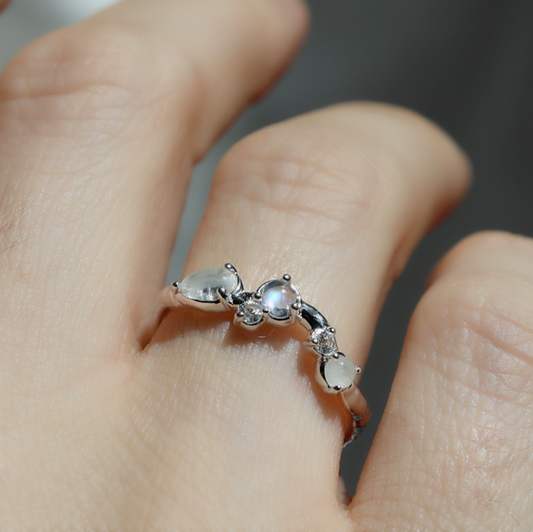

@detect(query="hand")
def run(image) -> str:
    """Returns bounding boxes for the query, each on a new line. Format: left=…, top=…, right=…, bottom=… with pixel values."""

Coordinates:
left=1, top=0, right=531, bottom=530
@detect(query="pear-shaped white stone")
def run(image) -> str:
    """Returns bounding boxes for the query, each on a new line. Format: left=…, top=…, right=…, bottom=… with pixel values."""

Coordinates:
left=179, top=267, right=238, bottom=302
left=261, top=280, right=298, bottom=320
left=323, top=355, right=356, bottom=391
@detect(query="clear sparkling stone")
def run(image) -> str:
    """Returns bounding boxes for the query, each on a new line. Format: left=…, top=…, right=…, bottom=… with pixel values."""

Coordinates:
left=179, top=267, right=238, bottom=302
left=261, top=280, right=298, bottom=320
left=323, top=355, right=356, bottom=390
left=239, top=300, right=264, bottom=326
left=311, top=328, right=336, bottom=355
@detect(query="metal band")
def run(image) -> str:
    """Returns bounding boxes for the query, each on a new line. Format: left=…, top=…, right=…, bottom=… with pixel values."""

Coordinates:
left=158, top=264, right=370, bottom=446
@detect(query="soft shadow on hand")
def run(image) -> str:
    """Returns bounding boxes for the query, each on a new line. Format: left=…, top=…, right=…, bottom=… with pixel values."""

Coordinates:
left=150, top=307, right=346, bottom=440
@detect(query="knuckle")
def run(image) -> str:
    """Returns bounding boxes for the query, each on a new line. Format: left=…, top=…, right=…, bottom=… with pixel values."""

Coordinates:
left=213, top=118, right=392, bottom=245
left=0, top=22, right=196, bottom=127
left=421, top=232, right=533, bottom=398
left=419, top=271, right=533, bottom=402
left=412, top=261, right=533, bottom=515
left=445, top=230, right=532, bottom=263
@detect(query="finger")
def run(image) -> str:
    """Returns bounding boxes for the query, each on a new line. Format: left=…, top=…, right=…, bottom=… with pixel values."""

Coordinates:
left=137, top=103, right=471, bottom=529
left=0, top=0, right=307, bottom=353
left=352, top=232, right=533, bottom=531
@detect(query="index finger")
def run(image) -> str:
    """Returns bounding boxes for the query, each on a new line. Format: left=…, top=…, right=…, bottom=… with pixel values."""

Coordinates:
left=0, top=0, right=308, bottom=357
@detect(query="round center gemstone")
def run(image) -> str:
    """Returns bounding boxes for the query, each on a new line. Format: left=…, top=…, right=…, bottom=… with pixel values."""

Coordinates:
left=179, top=267, right=238, bottom=302
left=323, top=355, right=357, bottom=391
left=261, top=280, right=298, bottom=320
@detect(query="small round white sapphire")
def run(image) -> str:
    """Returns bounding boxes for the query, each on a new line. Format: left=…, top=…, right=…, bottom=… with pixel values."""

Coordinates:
left=310, top=328, right=337, bottom=355
left=323, top=355, right=356, bottom=391
left=179, top=267, right=238, bottom=303
left=261, top=280, right=299, bottom=320
left=239, top=300, right=264, bottom=326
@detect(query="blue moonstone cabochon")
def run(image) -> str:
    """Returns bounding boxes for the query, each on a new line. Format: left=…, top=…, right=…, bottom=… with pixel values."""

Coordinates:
left=260, top=280, right=299, bottom=320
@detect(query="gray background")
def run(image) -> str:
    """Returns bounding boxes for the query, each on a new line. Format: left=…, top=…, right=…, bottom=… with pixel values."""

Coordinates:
left=1, top=0, right=532, bottom=496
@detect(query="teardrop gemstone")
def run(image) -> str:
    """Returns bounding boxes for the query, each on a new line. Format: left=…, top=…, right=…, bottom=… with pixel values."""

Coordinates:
left=179, top=267, right=238, bottom=303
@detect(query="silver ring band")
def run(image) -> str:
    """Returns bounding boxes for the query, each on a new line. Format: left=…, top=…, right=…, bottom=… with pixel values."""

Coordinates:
left=158, top=264, right=370, bottom=447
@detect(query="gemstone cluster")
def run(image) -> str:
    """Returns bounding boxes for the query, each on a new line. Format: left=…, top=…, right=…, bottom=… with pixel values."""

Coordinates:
left=166, top=263, right=367, bottom=446
left=174, top=264, right=359, bottom=394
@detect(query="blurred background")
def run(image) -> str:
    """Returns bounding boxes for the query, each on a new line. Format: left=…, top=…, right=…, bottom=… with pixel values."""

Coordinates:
left=1, top=0, right=532, bottom=496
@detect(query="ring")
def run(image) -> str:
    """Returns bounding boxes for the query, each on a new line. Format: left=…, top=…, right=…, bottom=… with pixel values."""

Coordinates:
left=158, top=263, right=370, bottom=446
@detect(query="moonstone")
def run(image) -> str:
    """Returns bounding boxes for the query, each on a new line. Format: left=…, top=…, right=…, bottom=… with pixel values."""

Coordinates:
left=261, top=280, right=298, bottom=320
left=324, top=355, right=356, bottom=390
left=179, top=267, right=238, bottom=302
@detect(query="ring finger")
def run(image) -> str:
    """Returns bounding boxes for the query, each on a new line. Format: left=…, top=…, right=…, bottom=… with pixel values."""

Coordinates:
left=140, top=102, right=471, bottom=529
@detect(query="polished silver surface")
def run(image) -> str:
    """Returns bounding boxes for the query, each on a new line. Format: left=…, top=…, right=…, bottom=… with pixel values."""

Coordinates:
left=158, top=264, right=369, bottom=446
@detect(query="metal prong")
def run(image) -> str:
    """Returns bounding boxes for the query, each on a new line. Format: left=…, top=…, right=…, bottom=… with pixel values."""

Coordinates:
left=332, top=352, right=340, bottom=359
left=355, top=366, right=362, bottom=374
left=253, top=291, right=261, bottom=300
left=172, top=281, right=179, bottom=288
left=217, top=286, right=234, bottom=310
left=283, top=274, right=291, bottom=282
left=225, top=263, right=237, bottom=273
left=233, top=310, right=244, bottom=327
left=291, top=302, right=301, bottom=311
left=328, top=327, right=336, bottom=334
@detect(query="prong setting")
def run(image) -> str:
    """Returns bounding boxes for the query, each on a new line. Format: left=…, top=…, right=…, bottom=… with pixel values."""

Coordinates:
left=305, top=327, right=337, bottom=356
left=317, top=353, right=356, bottom=395
left=235, top=299, right=264, bottom=329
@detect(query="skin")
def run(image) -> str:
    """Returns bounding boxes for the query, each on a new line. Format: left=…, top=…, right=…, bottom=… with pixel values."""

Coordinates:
left=0, top=0, right=532, bottom=530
